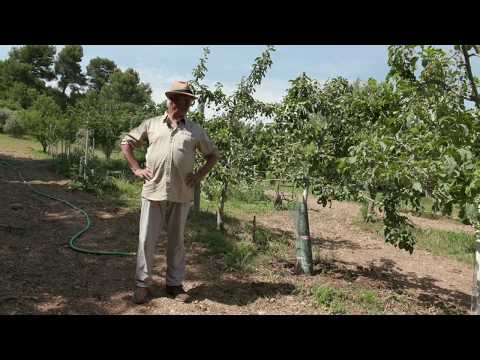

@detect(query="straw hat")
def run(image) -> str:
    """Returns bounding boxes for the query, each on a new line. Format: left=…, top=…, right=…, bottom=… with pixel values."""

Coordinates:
left=165, top=81, right=197, bottom=99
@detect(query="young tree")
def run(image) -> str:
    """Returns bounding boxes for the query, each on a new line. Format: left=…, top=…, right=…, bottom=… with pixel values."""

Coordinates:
left=72, top=92, right=136, bottom=160
left=189, top=47, right=211, bottom=213
left=202, top=45, right=276, bottom=230
left=0, top=107, right=12, bottom=131
left=387, top=45, right=480, bottom=220
left=20, top=94, right=62, bottom=152
left=3, top=111, right=25, bottom=137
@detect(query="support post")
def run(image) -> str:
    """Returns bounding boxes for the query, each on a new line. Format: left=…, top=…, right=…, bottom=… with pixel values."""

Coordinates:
left=473, top=201, right=480, bottom=315
left=295, top=182, right=313, bottom=275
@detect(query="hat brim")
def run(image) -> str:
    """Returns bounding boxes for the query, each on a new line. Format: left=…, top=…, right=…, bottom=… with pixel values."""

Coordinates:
left=165, top=90, right=197, bottom=99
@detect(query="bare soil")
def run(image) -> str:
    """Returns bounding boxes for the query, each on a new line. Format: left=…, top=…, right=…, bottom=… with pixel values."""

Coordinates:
left=0, top=144, right=474, bottom=315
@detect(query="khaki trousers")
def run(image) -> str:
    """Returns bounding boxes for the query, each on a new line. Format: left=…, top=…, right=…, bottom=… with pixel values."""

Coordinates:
left=136, top=197, right=191, bottom=287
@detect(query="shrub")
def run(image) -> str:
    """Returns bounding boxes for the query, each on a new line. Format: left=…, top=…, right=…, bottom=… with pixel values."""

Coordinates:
left=0, top=108, right=13, bottom=132
left=3, top=112, right=25, bottom=137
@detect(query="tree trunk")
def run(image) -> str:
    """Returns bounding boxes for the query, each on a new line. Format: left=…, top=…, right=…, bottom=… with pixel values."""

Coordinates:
left=104, top=145, right=112, bottom=161
left=474, top=234, right=480, bottom=314
left=217, top=182, right=228, bottom=231
left=274, top=182, right=282, bottom=208
left=473, top=201, right=480, bottom=314
left=194, top=183, right=201, bottom=213
left=368, top=189, right=377, bottom=219
left=460, top=45, right=480, bottom=109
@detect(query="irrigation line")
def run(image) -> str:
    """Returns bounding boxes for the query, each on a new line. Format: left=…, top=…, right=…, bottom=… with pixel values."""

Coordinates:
left=0, top=159, right=135, bottom=257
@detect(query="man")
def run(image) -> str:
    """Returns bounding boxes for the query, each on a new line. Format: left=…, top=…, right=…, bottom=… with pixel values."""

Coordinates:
left=120, top=81, right=219, bottom=304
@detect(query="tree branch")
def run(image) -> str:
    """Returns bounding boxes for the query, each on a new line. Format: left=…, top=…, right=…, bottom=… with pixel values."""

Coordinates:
left=460, top=45, right=480, bottom=109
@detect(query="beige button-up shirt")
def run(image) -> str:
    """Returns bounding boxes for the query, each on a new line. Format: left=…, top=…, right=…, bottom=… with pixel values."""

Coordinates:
left=120, top=114, right=219, bottom=203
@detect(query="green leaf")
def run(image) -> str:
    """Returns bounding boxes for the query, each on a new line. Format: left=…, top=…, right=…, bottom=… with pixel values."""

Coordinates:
left=458, top=124, right=469, bottom=137
left=457, top=148, right=472, bottom=162
left=444, top=156, right=457, bottom=175
left=412, top=181, right=423, bottom=193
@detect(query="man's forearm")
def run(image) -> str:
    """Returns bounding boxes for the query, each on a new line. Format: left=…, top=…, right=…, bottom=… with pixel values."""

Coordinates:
left=121, top=143, right=141, bottom=172
left=197, top=153, right=219, bottom=179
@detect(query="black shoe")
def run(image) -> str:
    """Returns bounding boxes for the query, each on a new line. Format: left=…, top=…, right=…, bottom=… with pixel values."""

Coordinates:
left=133, top=287, right=150, bottom=305
left=165, top=285, right=191, bottom=303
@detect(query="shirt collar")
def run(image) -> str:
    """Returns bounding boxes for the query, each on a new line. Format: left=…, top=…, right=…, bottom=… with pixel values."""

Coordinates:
left=163, top=113, right=186, bottom=129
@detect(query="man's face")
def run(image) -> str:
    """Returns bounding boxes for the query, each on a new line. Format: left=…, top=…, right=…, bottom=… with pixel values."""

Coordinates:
left=169, top=94, right=193, bottom=119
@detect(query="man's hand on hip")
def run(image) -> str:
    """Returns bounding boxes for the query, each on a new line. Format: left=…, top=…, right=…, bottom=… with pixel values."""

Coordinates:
left=185, top=172, right=203, bottom=188
left=133, top=167, right=153, bottom=181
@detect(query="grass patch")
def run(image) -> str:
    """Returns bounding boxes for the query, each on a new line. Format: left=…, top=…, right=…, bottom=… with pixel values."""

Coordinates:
left=228, top=197, right=278, bottom=214
left=195, top=184, right=299, bottom=272
left=363, top=192, right=463, bottom=221
left=258, top=228, right=293, bottom=260
left=201, top=183, right=297, bottom=216
left=105, top=178, right=143, bottom=210
left=414, top=229, right=475, bottom=264
left=189, top=206, right=296, bottom=273
left=310, top=283, right=386, bottom=314
left=188, top=214, right=258, bottom=272
left=353, top=216, right=476, bottom=264
left=224, top=242, right=256, bottom=271
left=311, top=285, right=348, bottom=314
left=0, top=133, right=46, bottom=159
left=355, top=289, right=384, bottom=314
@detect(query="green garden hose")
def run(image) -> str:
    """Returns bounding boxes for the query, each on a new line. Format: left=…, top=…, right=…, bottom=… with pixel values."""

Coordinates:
left=0, top=159, right=135, bottom=257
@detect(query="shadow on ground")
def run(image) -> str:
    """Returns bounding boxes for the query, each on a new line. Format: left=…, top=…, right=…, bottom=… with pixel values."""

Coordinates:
left=0, top=154, right=472, bottom=314
left=313, top=256, right=470, bottom=313
left=312, top=237, right=362, bottom=251
left=187, top=280, right=296, bottom=306
left=1, top=154, right=296, bottom=314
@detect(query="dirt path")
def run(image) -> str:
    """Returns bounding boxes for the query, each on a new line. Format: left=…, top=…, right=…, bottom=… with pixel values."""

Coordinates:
left=0, top=149, right=312, bottom=314
left=0, top=142, right=475, bottom=314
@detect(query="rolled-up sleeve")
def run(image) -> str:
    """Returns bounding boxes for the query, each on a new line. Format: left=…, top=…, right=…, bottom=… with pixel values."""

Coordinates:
left=120, top=119, right=149, bottom=148
left=197, top=127, right=220, bottom=158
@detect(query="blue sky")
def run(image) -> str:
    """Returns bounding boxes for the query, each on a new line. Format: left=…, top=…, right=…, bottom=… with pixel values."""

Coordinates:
left=0, top=45, right=391, bottom=103
left=1, top=45, right=477, bottom=112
